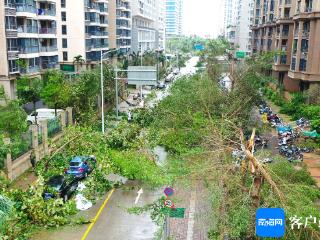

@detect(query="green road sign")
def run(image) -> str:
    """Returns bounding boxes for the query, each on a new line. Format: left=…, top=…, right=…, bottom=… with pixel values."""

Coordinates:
left=170, top=208, right=185, bottom=218
left=236, top=51, right=246, bottom=58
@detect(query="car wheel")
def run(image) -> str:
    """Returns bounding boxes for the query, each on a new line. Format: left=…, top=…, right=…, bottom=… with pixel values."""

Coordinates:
left=63, top=194, right=68, bottom=202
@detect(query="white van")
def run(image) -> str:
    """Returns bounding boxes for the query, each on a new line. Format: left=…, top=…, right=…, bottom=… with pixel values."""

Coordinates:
left=27, top=108, right=62, bottom=124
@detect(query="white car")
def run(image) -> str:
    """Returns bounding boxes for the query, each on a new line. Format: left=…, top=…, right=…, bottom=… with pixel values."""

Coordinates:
left=173, top=68, right=179, bottom=75
left=27, top=108, right=62, bottom=124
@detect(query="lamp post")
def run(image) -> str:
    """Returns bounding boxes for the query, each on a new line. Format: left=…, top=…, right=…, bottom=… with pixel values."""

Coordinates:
left=100, top=48, right=118, bottom=134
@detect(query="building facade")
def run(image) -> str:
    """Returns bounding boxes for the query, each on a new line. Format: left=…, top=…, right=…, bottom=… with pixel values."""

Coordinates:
left=251, top=0, right=320, bottom=92
left=58, top=0, right=110, bottom=63
left=131, top=0, right=157, bottom=53
left=1, top=0, right=59, bottom=99
left=224, top=0, right=253, bottom=54
left=165, top=0, right=182, bottom=38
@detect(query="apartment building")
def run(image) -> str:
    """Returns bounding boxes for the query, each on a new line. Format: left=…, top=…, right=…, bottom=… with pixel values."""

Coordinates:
left=165, top=0, right=182, bottom=38
left=115, top=0, right=132, bottom=53
left=156, top=0, right=166, bottom=50
left=252, top=0, right=320, bottom=92
left=224, top=0, right=236, bottom=45
left=1, top=0, right=59, bottom=99
left=131, top=0, right=157, bottom=53
left=224, top=0, right=253, bottom=54
left=58, top=0, right=109, bottom=64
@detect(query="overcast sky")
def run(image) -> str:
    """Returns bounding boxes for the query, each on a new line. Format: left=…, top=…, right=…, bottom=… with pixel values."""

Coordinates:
left=182, top=0, right=224, bottom=38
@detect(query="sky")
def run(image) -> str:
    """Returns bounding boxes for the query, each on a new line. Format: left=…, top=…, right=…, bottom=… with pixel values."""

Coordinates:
left=182, top=0, right=224, bottom=38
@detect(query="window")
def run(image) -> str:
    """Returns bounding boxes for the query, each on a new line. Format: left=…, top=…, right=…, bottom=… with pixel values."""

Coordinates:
left=61, top=0, right=66, bottom=8
left=62, top=38, right=67, bottom=48
left=63, top=51, right=68, bottom=61
left=61, top=12, right=66, bottom=21
left=8, top=60, right=18, bottom=73
left=62, top=25, right=67, bottom=35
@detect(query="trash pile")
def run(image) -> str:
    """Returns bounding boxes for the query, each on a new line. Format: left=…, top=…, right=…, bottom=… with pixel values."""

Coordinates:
left=75, top=183, right=92, bottom=211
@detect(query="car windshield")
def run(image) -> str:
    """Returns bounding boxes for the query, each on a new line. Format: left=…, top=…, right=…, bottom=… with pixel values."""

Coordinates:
left=47, top=176, right=64, bottom=190
left=70, top=161, right=81, bottom=167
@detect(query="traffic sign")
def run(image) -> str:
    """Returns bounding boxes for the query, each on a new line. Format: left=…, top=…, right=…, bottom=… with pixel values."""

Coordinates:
left=170, top=208, right=185, bottom=218
left=164, top=199, right=175, bottom=208
left=164, top=187, right=174, bottom=197
left=236, top=51, right=246, bottom=58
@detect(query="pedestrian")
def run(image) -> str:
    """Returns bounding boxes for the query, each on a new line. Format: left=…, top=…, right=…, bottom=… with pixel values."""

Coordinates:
left=30, top=149, right=36, bottom=171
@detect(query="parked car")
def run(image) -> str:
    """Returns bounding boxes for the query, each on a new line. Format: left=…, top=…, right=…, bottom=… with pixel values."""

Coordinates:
left=27, top=108, right=62, bottom=125
left=65, top=156, right=97, bottom=178
left=43, top=175, right=78, bottom=201
left=165, top=73, right=174, bottom=82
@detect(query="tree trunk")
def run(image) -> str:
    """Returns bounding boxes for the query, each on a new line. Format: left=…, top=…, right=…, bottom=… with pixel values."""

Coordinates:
left=54, top=103, right=57, bottom=117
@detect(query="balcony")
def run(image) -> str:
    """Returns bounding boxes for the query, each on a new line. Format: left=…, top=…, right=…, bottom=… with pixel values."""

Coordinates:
left=20, top=66, right=40, bottom=74
left=19, top=46, right=39, bottom=54
left=17, top=25, right=38, bottom=34
left=285, top=0, right=291, bottom=4
left=16, top=4, right=36, bottom=14
left=41, top=62, right=58, bottom=69
left=88, top=31, right=108, bottom=37
left=40, top=45, right=58, bottom=52
left=39, top=27, right=56, bottom=34
left=37, top=8, right=56, bottom=16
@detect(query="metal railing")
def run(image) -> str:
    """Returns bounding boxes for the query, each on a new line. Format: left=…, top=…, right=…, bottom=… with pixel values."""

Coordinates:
left=11, top=130, right=33, bottom=160
left=19, top=46, right=39, bottom=54
left=48, top=118, right=62, bottom=138
left=40, top=46, right=58, bottom=52
left=17, top=25, right=38, bottom=34
left=15, top=4, right=36, bottom=14
left=20, top=66, right=40, bottom=74
left=37, top=8, right=56, bottom=16
left=39, top=27, right=56, bottom=34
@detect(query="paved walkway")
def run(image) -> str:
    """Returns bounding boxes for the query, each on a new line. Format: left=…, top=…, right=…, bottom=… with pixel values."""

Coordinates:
left=168, top=181, right=211, bottom=240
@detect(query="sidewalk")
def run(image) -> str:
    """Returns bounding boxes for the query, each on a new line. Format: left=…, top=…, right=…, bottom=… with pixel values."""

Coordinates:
left=168, top=180, right=211, bottom=240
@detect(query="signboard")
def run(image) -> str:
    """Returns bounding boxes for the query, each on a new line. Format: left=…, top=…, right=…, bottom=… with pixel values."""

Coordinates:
left=170, top=208, right=185, bottom=218
left=236, top=51, right=246, bottom=58
left=60, top=64, right=75, bottom=72
left=164, top=187, right=174, bottom=197
left=127, top=66, right=157, bottom=86
left=194, top=43, right=205, bottom=51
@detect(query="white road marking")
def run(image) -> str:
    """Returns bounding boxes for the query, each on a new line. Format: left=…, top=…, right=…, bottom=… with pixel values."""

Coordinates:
left=186, top=189, right=196, bottom=240
left=135, top=188, right=143, bottom=204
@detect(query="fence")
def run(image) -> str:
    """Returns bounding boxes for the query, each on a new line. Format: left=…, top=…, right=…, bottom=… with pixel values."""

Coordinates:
left=47, top=118, right=62, bottom=138
left=11, top=130, right=33, bottom=160
left=1, top=107, right=73, bottom=180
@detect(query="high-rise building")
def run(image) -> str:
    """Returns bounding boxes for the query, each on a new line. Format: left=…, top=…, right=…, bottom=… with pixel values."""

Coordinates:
left=251, top=0, right=320, bottom=92
left=156, top=0, right=166, bottom=50
left=224, top=0, right=253, bottom=54
left=224, top=0, right=237, bottom=45
left=115, top=0, right=132, bottom=53
left=165, top=0, right=182, bottom=38
left=1, top=0, right=59, bottom=100
left=234, top=0, right=254, bottom=54
left=131, top=0, right=157, bottom=53
left=58, top=0, right=109, bottom=63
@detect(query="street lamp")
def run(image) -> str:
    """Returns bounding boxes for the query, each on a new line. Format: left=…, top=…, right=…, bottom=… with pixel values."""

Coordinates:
left=100, top=48, right=118, bottom=134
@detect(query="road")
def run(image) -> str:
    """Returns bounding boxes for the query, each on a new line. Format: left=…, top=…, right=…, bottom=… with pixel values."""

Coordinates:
left=32, top=56, right=200, bottom=240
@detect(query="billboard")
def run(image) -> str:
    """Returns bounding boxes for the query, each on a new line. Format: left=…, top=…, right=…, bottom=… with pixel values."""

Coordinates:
left=127, top=66, right=157, bottom=86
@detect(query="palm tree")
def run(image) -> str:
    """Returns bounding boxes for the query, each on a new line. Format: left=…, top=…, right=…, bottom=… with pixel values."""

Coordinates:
left=73, top=55, right=85, bottom=73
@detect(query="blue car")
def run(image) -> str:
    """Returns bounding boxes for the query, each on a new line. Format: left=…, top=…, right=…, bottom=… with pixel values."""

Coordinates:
left=65, top=156, right=97, bottom=178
